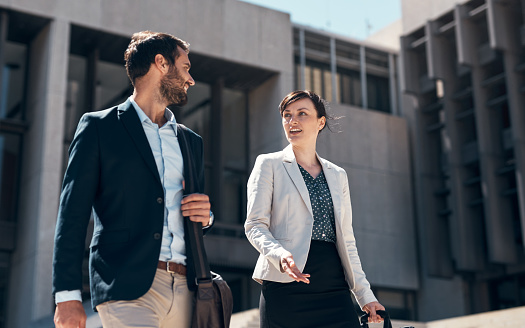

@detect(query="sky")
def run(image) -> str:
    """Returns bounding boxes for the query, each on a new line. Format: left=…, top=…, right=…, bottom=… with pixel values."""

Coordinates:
left=239, top=0, right=402, bottom=40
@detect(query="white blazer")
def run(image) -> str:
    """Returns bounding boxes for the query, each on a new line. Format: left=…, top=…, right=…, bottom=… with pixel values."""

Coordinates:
left=245, top=145, right=378, bottom=308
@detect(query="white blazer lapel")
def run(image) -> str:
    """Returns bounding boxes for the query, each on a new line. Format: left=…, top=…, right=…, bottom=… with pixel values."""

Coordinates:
left=282, top=145, right=314, bottom=217
left=318, top=156, right=343, bottom=224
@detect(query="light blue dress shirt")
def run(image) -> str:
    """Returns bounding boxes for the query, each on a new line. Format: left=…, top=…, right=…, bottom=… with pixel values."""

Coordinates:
left=129, top=97, right=187, bottom=265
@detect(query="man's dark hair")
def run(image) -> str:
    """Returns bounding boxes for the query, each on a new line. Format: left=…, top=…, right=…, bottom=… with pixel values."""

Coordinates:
left=124, top=31, right=190, bottom=86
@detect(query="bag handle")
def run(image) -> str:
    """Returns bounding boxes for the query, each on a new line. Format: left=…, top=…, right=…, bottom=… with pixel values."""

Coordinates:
left=177, top=124, right=211, bottom=284
left=361, top=310, right=415, bottom=328
left=360, top=310, right=392, bottom=328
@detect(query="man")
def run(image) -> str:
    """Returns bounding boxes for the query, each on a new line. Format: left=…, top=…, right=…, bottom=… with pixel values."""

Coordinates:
left=53, top=31, right=213, bottom=328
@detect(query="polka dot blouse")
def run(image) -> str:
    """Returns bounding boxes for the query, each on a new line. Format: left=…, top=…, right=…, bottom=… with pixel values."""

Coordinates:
left=298, top=164, right=337, bottom=243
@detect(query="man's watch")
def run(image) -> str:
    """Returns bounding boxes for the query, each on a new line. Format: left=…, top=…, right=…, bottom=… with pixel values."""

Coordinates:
left=204, top=211, right=214, bottom=228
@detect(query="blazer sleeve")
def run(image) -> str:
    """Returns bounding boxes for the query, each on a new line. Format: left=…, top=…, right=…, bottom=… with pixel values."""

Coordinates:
left=340, top=170, right=378, bottom=308
left=52, top=114, right=100, bottom=294
left=245, top=155, right=288, bottom=271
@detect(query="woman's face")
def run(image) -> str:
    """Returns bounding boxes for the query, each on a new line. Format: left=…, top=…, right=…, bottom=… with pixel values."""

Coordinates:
left=281, top=98, right=326, bottom=147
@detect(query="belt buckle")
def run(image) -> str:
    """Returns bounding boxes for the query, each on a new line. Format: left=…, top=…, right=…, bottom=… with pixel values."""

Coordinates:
left=166, top=262, right=176, bottom=274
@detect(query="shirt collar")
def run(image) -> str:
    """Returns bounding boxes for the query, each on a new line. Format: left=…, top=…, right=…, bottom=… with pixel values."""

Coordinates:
left=129, top=96, right=178, bottom=131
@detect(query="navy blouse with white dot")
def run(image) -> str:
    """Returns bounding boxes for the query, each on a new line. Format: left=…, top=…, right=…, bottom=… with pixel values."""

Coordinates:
left=298, top=164, right=337, bottom=243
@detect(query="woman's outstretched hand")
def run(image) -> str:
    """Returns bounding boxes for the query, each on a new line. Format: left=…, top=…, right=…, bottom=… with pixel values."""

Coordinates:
left=363, top=301, right=386, bottom=323
left=280, top=251, right=310, bottom=283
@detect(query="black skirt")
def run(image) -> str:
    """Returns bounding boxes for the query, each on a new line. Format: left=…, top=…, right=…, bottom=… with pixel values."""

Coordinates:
left=260, top=240, right=360, bottom=328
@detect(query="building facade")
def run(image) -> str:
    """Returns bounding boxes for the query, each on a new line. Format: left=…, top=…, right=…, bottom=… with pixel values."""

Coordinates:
left=400, top=0, right=525, bottom=321
left=0, top=0, right=417, bottom=327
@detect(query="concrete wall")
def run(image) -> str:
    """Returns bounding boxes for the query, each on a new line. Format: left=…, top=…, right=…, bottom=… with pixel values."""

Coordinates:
left=401, top=0, right=470, bottom=34
left=316, top=103, right=419, bottom=290
left=0, top=0, right=290, bottom=74
left=366, top=19, right=403, bottom=51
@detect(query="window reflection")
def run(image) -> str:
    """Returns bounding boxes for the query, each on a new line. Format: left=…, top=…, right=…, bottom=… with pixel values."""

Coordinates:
left=0, top=133, right=20, bottom=224
left=1, top=42, right=27, bottom=120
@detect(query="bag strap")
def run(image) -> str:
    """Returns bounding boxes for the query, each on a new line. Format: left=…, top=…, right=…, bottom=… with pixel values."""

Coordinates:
left=360, top=310, right=393, bottom=328
left=177, top=124, right=212, bottom=284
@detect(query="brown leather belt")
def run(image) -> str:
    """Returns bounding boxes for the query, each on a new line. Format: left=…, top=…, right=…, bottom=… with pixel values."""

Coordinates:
left=158, top=261, right=187, bottom=276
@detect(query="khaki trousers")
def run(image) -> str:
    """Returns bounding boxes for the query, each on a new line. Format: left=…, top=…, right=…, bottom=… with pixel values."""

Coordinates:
left=96, top=268, right=194, bottom=328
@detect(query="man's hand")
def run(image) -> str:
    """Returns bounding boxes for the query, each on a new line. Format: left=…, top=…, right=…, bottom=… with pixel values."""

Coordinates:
left=363, top=301, right=386, bottom=324
left=181, top=193, right=211, bottom=226
left=280, top=251, right=310, bottom=283
left=54, top=300, right=86, bottom=328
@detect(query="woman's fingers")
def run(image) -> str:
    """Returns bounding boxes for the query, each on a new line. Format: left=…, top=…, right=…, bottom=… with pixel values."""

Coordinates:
left=363, top=302, right=386, bottom=323
left=281, top=255, right=310, bottom=283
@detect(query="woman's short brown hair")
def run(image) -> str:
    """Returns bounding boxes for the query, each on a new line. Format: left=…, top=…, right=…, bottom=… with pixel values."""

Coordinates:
left=279, top=90, right=336, bottom=133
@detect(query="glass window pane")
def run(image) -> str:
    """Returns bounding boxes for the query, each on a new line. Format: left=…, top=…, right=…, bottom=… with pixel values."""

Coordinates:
left=96, top=60, right=131, bottom=111
left=312, top=67, right=322, bottom=96
left=304, top=66, right=312, bottom=91
left=367, top=74, right=390, bottom=113
left=323, top=70, right=332, bottom=102
left=0, top=133, right=20, bottom=223
left=1, top=42, right=27, bottom=120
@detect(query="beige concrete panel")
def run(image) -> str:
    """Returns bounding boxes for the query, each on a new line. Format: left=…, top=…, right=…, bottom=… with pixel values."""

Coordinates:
left=56, top=0, right=101, bottom=25
left=388, top=116, right=411, bottom=174
left=336, top=106, right=372, bottom=168
left=344, top=166, right=370, bottom=232
left=3, top=0, right=61, bottom=17
left=184, top=0, right=223, bottom=55
left=257, top=5, right=293, bottom=73
left=402, top=0, right=470, bottom=35
left=368, top=112, right=390, bottom=172
left=248, top=75, right=288, bottom=166
left=417, top=276, right=466, bottom=321
left=223, top=0, right=261, bottom=65
left=384, top=175, right=415, bottom=235
left=6, top=256, right=36, bottom=328
left=366, top=20, right=402, bottom=51
left=364, top=170, right=390, bottom=232
left=359, top=230, right=418, bottom=289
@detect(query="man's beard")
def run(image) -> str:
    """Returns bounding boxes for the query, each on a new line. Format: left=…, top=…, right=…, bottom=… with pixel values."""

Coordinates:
left=159, top=66, right=188, bottom=106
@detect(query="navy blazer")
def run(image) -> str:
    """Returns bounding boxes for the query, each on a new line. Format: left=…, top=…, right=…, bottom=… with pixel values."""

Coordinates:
left=52, top=99, right=207, bottom=310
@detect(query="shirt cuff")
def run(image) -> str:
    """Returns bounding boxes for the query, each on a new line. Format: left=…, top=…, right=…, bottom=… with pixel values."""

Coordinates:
left=55, top=290, right=82, bottom=304
left=203, top=211, right=214, bottom=228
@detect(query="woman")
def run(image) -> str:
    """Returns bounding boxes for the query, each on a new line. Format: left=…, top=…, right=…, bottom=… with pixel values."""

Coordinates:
left=245, top=90, right=385, bottom=328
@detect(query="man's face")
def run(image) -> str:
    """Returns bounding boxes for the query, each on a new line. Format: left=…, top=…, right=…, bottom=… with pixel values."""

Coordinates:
left=159, top=47, right=195, bottom=106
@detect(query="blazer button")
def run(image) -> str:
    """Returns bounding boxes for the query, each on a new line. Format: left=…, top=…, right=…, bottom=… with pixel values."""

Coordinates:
left=157, top=197, right=163, bottom=204
left=153, top=233, right=161, bottom=240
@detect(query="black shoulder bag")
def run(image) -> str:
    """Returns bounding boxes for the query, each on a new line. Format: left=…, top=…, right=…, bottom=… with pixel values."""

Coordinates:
left=177, top=124, right=233, bottom=328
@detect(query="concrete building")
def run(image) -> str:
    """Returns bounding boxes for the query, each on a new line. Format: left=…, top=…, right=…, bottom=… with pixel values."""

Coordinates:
left=400, top=0, right=525, bottom=321
left=6, top=0, right=525, bottom=326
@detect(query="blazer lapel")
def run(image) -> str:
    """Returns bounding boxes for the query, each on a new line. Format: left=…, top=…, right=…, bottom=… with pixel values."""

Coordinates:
left=318, top=156, right=343, bottom=224
left=282, top=145, right=314, bottom=217
left=117, top=100, right=161, bottom=185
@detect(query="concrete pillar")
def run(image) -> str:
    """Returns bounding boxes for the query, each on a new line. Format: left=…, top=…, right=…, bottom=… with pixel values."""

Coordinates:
left=7, top=19, right=70, bottom=327
left=299, top=28, right=305, bottom=90
left=428, top=14, right=485, bottom=271
left=389, top=53, right=398, bottom=115
left=330, top=37, right=337, bottom=103
left=360, top=45, right=367, bottom=109
left=0, top=11, right=7, bottom=109
left=489, top=0, right=525, bottom=251
left=464, top=3, right=518, bottom=264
